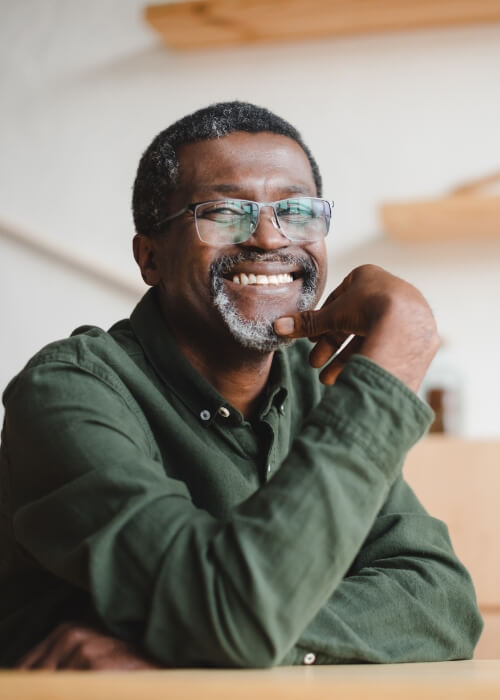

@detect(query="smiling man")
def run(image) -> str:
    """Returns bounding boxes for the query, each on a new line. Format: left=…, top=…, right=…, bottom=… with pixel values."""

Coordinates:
left=0, top=102, right=482, bottom=669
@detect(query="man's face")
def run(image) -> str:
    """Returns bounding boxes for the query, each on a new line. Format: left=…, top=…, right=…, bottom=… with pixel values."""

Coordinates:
left=145, top=131, right=327, bottom=353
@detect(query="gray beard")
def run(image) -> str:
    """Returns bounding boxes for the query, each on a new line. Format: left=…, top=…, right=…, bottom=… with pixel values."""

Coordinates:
left=210, top=252, right=318, bottom=353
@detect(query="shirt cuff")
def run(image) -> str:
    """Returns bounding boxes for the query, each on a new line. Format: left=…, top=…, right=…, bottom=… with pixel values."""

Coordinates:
left=317, top=354, right=434, bottom=479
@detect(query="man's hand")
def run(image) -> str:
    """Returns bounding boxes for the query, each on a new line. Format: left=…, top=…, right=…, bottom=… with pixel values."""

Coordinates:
left=16, top=622, right=161, bottom=670
left=274, top=264, right=439, bottom=393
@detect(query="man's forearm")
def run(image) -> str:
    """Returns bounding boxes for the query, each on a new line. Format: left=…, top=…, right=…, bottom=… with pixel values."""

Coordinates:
left=8, top=356, right=431, bottom=668
left=282, top=477, right=483, bottom=665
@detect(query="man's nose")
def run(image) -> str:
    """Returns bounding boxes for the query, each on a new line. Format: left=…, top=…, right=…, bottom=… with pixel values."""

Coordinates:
left=242, top=207, right=290, bottom=250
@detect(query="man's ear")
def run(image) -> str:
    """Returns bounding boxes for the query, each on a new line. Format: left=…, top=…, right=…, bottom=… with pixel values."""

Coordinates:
left=133, top=234, right=162, bottom=286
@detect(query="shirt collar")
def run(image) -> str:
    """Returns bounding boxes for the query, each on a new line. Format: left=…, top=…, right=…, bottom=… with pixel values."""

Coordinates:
left=129, top=288, right=290, bottom=427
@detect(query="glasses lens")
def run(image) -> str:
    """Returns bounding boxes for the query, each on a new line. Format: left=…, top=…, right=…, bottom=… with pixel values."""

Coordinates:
left=275, top=197, right=330, bottom=241
left=195, top=200, right=257, bottom=245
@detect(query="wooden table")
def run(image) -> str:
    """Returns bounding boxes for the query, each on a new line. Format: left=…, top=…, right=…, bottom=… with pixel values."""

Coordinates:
left=1, top=661, right=500, bottom=699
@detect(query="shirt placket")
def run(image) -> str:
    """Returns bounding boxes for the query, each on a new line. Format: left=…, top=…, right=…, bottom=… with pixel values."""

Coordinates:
left=259, top=406, right=280, bottom=482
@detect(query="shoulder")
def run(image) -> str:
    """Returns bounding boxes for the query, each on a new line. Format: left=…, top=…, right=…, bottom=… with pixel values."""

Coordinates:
left=2, top=320, right=139, bottom=407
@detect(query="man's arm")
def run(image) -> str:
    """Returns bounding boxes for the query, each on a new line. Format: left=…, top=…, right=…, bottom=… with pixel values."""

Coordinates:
left=17, top=474, right=482, bottom=670
left=16, top=473, right=482, bottom=670
left=5, top=355, right=430, bottom=668
left=282, top=475, right=482, bottom=665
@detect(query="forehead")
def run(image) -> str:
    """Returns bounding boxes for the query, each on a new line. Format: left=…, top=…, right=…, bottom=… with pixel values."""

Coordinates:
left=175, top=131, right=316, bottom=196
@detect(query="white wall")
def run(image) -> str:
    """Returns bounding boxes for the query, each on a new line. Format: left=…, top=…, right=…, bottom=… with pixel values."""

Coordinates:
left=1, top=1, right=499, bottom=436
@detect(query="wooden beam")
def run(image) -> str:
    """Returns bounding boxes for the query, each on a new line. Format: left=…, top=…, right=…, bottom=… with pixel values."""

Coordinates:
left=145, top=0, right=500, bottom=50
left=0, top=217, right=143, bottom=298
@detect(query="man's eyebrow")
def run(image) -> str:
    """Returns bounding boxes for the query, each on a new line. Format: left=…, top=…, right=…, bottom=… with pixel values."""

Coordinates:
left=195, top=184, right=312, bottom=195
left=195, top=185, right=242, bottom=194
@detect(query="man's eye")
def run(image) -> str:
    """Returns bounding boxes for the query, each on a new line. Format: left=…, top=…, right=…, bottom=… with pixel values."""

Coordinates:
left=202, top=203, right=247, bottom=220
left=278, top=199, right=315, bottom=219
left=279, top=206, right=313, bottom=221
left=213, top=207, right=244, bottom=215
left=283, top=207, right=310, bottom=215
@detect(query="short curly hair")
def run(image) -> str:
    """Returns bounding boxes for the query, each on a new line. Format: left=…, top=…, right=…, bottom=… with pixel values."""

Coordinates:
left=132, top=101, right=322, bottom=237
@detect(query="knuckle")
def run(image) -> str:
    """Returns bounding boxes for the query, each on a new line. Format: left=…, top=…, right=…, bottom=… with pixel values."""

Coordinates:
left=66, top=629, right=82, bottom=644
left=80, top=640, right=96, bottom=656
left=65, top=625, right=89, bottom=645
left=352, top=263, right=378, bottom=277
left=300, top=311, right=319, bottom=337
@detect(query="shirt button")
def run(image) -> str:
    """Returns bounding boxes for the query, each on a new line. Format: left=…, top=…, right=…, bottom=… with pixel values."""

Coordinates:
left=267, top=464, right=271, bottom=475
left=200, top=409, right=211, bottom=421
left=303, top=652, right=316, bottom=665
left=218, top=406, right=230, bottom=418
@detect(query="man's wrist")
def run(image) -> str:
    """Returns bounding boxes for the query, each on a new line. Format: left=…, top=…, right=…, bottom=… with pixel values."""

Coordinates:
left=359, top=307, right=440, bottom=393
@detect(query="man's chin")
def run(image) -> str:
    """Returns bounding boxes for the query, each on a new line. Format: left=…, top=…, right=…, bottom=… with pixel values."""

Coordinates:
left=229, top=326, right=294, bottom=354
left=210, top=265, right=318, bottom=353
left=215, top=297, right=295, bottom=353
left=211, top=286, right=296, bottom=353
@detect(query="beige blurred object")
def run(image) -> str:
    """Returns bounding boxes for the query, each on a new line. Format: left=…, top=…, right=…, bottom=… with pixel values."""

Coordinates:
left=404, top=436, right=500, bottom=658
left=145, top=0, right=500, bottom=50
left=381, top=172, right=500, bottom=241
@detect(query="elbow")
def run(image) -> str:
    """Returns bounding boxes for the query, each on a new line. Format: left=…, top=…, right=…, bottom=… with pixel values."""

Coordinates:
left=143, top=608, right=290, bottom=669
left=449, top=600, right=484, bottom=660
left=213, top=625, right=289, bottom=669
left=432, top=574, right=484, bottom=661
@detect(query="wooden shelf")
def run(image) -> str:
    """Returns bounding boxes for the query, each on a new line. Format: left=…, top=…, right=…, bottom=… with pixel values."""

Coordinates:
left=380, top=172, right=500, bottom=241
left=380, top=195, right=500, bottom=241
left=145, top=0, right=500, bottom=50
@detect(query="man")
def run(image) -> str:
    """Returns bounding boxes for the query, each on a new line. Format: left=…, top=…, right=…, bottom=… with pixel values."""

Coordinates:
left=0, top=102, right=482, bottom=669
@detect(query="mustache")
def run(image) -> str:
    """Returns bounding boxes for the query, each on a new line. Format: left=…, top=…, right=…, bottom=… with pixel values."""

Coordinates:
left=210, top=251, right=316, bottom=278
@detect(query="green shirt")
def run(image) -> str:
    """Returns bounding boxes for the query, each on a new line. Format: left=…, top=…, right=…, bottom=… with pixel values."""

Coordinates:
left=0, top=288, right=482, bottom=667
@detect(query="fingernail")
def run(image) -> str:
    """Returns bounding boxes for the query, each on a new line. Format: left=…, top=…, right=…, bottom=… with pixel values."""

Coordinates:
left=274, top=317, right=295, bottom=335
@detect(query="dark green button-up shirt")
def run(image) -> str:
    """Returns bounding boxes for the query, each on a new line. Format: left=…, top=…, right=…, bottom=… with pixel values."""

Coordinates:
left=0, top=288, right=482, bottom=667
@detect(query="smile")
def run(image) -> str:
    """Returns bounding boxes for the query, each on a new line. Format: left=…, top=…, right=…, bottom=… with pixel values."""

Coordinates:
left=231, top=273, right=294, bottom=286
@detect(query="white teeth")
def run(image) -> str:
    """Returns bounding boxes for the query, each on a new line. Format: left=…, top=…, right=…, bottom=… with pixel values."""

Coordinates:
left=230, top=272, right=294, bottom=285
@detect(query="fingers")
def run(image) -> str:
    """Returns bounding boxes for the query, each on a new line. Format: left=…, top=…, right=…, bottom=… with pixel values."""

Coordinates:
left=275, top=262, right=440, bottom=392
left=16, top=622, right=161, bottom=671
left=273, top=272, right=359, bottom=341
left=274, top=305, right=346, bottom=340
left=309, top=332, right=349, bottom=368
left=62, top=636, right=159, bottom=670
left=318, top=362, right=343, bottom=385
left=318, top=335, right=364, bottom=385
left=16, top=623, right=83, bottom=669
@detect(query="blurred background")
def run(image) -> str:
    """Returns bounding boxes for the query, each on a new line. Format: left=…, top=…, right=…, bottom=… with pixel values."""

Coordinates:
left=1, top=0, right=500, bottom=437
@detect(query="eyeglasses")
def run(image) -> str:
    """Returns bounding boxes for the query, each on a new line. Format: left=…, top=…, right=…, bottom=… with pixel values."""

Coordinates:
left=157, top=197, right=333, bottom=246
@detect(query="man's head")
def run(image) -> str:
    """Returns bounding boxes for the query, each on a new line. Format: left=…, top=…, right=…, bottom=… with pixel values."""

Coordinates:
left=132, top=101, right=329, bottom=355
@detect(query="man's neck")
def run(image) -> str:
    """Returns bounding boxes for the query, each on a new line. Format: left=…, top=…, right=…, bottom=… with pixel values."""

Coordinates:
left=160, top=308, right=274, bottom=419
left=181, top=343, right=274, bottom=419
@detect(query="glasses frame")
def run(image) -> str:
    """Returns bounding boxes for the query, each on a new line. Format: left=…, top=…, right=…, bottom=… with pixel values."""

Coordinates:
left=156, top=196, right=334, bottom=244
